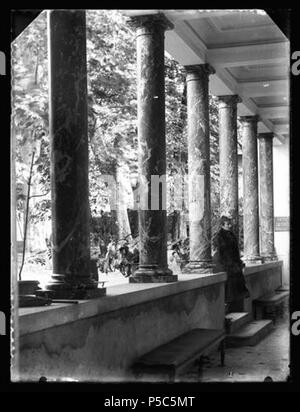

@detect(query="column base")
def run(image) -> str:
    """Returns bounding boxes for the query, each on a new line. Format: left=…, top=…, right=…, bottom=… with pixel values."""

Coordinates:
left=18, top=280, right=41, bottom=295
left=260, top=254, right=278, bottom=263
left=130, top=266, right=177, bottom=283
left=35, top=274, right=106, bottom=299
left=182, top=260, right=216, bottom=274
left=243, top=255, right=264, bottom=265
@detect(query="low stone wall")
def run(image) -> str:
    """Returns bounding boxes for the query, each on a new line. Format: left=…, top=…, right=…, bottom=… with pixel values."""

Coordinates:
left=16, top=272, right=226, bottom=382
left=244, top=260, right=283, bottom=312
left=245, top=261, right=283, bottom=298
left=15, top=262, right=283, bottom=382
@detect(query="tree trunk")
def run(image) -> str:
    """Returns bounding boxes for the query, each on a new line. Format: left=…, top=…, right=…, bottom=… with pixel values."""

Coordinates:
left=179, top=213, right=187, bottom=239
left=18, top=151, right=35, bottom=280
left=115, top=163, right=132, bottom=241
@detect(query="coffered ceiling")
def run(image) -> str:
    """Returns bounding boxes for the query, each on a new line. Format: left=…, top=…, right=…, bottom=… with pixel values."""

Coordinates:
left=124, top=9, right=290, bottom=145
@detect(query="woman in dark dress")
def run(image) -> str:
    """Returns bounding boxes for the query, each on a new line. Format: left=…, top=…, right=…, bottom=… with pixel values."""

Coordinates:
left=213, top=216, right=249, bottom=309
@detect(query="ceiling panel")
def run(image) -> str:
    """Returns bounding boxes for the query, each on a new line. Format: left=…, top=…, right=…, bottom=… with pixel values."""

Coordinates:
left=272, top=117, right=289, bottom=125
left=212, top=13, right=272, bottom=31
left=252, top=95, right=289, bottom=106
left=123, top=9, right=290, bottom=143
left=227, top=63, right=289, bottom=82
left=186, top=12, right=286, bottom=48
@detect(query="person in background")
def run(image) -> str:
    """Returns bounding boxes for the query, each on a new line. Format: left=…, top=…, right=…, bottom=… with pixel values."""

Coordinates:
left=105, top=237, right=117, bottom=273
left=213, top=216, right=249, bottom=312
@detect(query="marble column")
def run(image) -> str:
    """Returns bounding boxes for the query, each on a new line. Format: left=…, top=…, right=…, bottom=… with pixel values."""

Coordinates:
left=218, top=95, right=241, bottom=239
left=239, top=116, right=262, bottom=263
left=40, top=10, right=104, bottom=299
left=129, top=14, right=177, bottom=283
left=184, top=64, right=215, bottom=273
left=258, top=132, right=277, bottom=261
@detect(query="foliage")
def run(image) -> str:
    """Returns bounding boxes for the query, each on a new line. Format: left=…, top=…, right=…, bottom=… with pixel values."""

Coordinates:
left=86, top=10, right=138, bottom=217
left=12, top=10, right=233, bottom=253
left=12, top=11, right=50, bottom=224
left=25, top=249, right=49, bottom=266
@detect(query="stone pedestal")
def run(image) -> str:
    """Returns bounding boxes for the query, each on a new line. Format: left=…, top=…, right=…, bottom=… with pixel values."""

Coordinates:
left=258, top=133, right=277, bottom=262
left=239, top=116, right=262, bottom=263
left=41, top=10, right=104, bottom=299
left=183, top=64, right=215, bottom=274
left=129, top=14, right=177, bottom=283
left=218, top=95, right=241, bottom=239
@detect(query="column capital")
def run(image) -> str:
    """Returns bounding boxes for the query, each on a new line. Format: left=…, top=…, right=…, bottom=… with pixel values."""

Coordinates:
left=217, top=94, right=242, bottom=108
left=238, top=115, right=260, bottom=124
left=258, top=132, right=274, bottom=140
left=128, top=13, right=174, bottom=32
left=185, top=63, right=215, bottom=80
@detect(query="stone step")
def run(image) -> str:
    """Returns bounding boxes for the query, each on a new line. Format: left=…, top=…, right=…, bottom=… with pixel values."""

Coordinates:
left=255, top=291, right=289, bottom=306
left=253, top=291, right=289, bottom=321
left=276, top=287, right=289, bottom=293
left=226, top=319, right=273, bottom=347
left=225, top=312, right=252, bottom=334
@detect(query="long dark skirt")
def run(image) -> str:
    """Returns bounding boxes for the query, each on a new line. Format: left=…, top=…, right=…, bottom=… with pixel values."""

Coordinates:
left=225, top=264, right=249, bottom=304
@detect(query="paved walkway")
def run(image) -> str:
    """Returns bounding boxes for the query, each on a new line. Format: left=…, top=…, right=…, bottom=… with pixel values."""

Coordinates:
left=180, top=310, right=290, bottom=382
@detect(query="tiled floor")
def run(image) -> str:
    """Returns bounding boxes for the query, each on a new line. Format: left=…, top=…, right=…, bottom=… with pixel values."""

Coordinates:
left=179, top=310, right=290, bottom=382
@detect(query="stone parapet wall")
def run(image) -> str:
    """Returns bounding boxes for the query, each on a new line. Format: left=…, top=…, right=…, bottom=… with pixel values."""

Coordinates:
left=16, top=272, right=226, bottom=382
left=244, top=260, right=283, bottom=313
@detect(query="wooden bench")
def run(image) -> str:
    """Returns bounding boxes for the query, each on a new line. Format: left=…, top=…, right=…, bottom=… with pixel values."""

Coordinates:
left=254, top=290, right=289, bottom=323
left=132, top=328, right=225, bottom=382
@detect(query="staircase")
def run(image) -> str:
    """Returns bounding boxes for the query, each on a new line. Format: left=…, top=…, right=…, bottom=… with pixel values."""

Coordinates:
left=254, top=290, right=289, bottom=322
left=225, top=312, right=273, bottom=347
left=225, top=286, right=289, bottom=347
